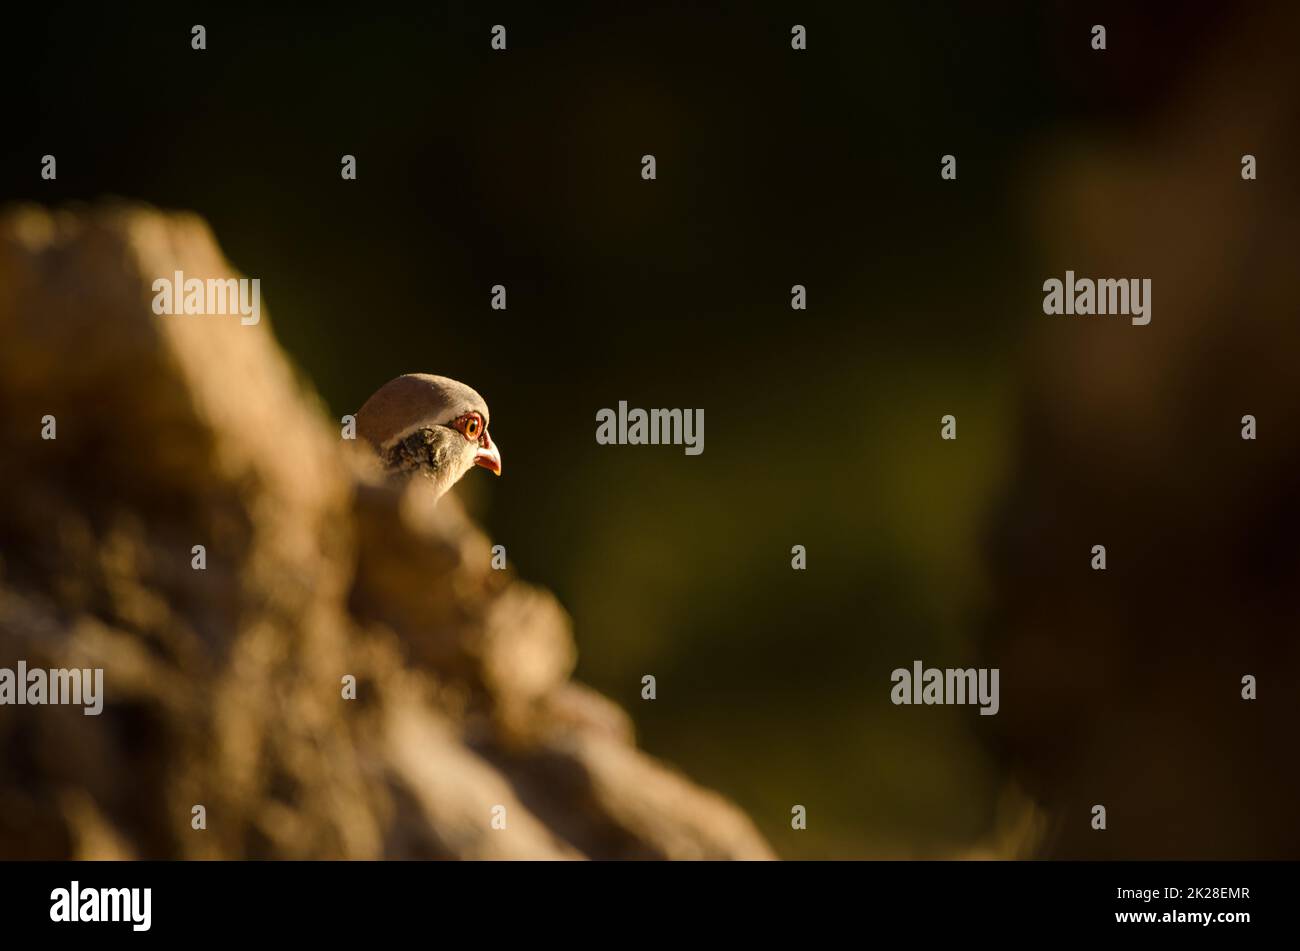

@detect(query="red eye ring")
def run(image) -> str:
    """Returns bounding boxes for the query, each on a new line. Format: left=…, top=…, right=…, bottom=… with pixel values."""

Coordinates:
left=456, top=413, right=483, bottom=440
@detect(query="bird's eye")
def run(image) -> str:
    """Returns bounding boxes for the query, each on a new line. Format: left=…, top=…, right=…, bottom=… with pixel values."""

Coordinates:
left=457, top=414, right=482, bottom=440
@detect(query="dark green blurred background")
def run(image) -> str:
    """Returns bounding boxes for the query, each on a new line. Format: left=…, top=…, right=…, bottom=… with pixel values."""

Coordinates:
left=6, top=1, right=1292, bottom=858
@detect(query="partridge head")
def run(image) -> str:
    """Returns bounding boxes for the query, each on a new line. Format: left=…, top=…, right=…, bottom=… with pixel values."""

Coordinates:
left=356, top=373, right=502, bottom=502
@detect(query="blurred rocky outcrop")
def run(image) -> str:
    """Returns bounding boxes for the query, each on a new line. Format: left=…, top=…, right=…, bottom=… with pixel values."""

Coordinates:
left=0, top=203, right=772, bottom=860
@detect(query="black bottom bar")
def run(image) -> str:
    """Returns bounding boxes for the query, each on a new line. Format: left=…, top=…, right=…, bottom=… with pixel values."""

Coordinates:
left=0, top=860, right=1286, bottom=939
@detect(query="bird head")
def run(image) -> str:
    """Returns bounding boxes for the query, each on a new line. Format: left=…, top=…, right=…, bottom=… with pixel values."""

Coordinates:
left=355, top=373, right=501, bottom=501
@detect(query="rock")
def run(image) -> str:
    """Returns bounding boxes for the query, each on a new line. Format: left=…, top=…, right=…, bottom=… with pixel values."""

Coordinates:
left=0, top=202, right=773, bottom=860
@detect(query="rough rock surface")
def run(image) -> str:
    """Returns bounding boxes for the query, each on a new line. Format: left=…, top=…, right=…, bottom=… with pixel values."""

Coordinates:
left=0, top=203, right=773, bottom=860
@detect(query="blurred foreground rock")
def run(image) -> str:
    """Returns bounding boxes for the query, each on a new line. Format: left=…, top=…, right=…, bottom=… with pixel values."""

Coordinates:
left=0, top=203, right=773, bottom=860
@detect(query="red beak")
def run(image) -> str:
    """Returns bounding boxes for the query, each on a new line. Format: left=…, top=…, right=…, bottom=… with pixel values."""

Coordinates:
left=474, top=431, right=502, bottom=476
